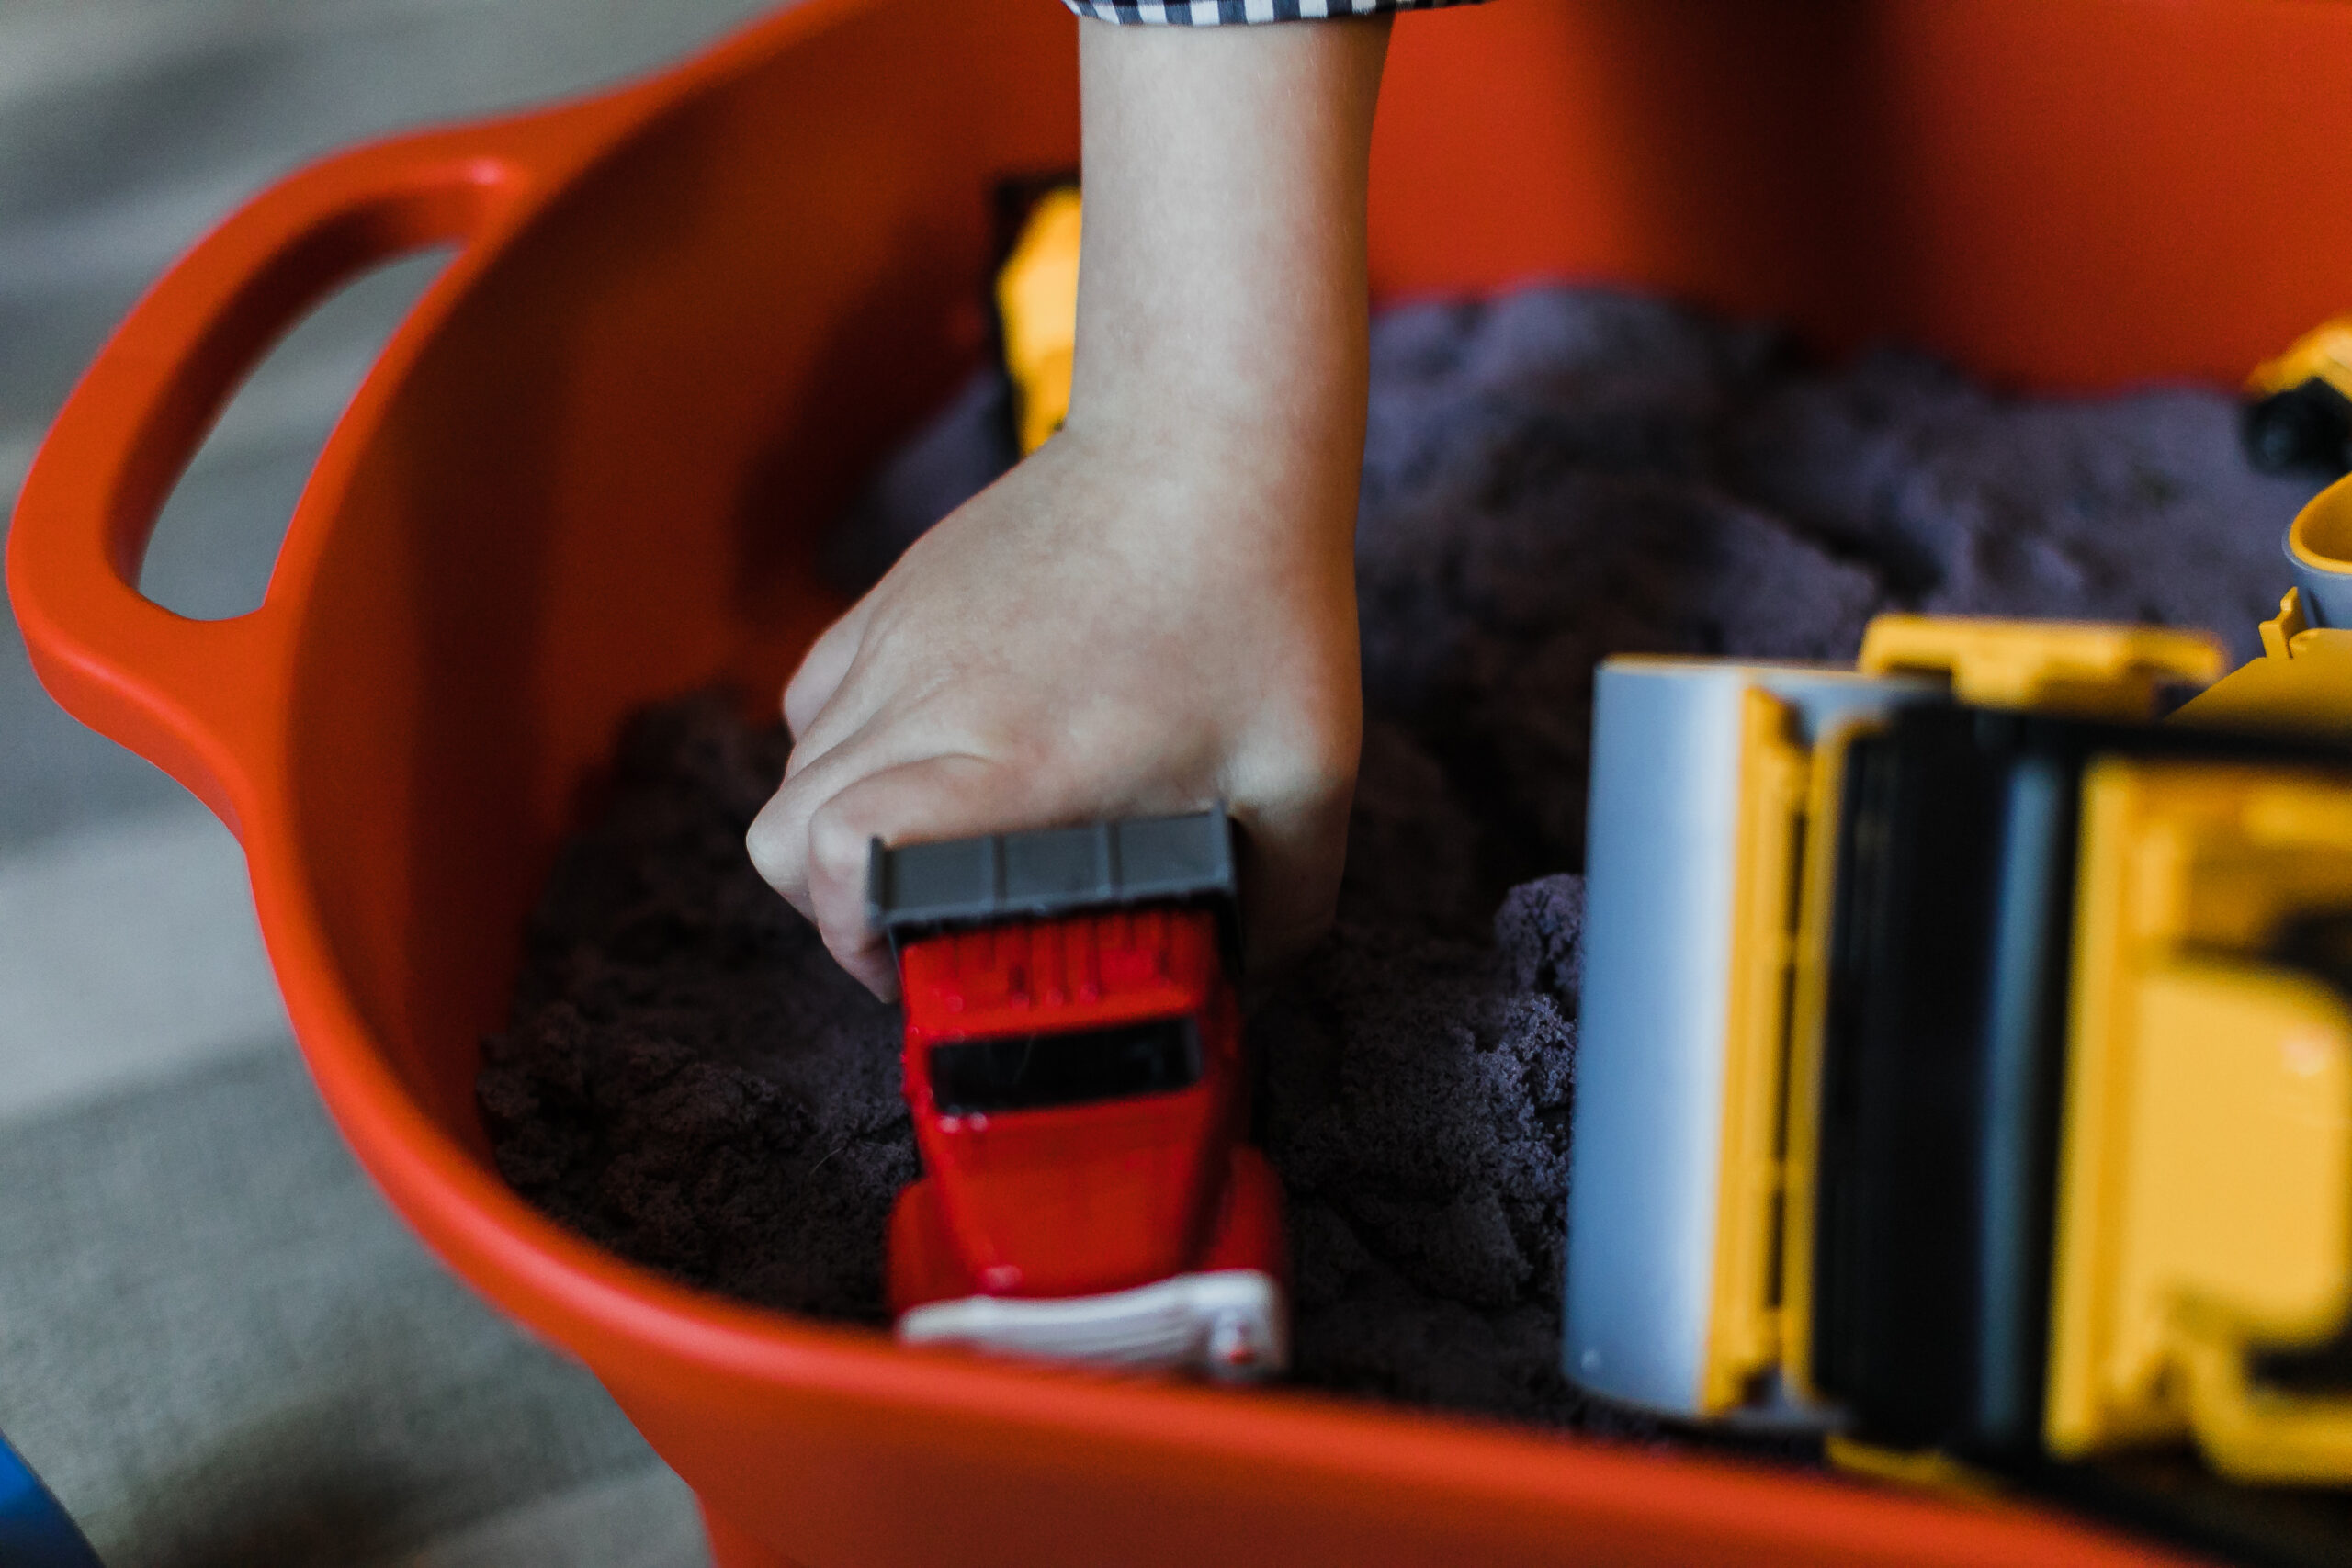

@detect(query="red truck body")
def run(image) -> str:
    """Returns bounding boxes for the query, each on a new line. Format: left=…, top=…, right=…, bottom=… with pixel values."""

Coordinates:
left=886, top=906, right=1285, bottom=1375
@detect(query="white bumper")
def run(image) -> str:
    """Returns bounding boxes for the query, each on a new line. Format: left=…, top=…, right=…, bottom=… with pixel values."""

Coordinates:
left=897, top=1269, right=1288, bottom=1382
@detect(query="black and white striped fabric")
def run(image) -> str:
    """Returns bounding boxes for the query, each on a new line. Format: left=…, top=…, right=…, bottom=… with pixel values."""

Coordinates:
left=1062, top=0, right=1484, bottom=22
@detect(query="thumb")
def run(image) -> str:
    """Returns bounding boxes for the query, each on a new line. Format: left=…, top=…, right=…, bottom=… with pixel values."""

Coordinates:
left=782, top=596, right=876, bottom=745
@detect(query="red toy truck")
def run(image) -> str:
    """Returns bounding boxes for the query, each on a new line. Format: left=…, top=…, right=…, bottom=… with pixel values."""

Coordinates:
left=870, top=809, right=1288, bottom=1381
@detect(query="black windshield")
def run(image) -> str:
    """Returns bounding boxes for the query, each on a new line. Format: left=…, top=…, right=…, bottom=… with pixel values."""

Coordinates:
left=929, top=1018, right=1203, bottom=1115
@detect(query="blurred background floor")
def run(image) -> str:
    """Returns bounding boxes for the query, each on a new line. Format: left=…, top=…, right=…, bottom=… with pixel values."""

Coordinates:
left=0, top=2, right=790, bottom=1561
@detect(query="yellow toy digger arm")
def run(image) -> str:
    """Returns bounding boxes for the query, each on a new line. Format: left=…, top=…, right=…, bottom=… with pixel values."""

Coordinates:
left=997, top=186, right=1080, bottom=457
left=2245, top=316, right=2352, bottom=476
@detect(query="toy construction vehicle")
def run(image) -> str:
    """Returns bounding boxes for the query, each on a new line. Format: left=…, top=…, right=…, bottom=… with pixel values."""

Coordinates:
left=1566, top=472, right=2352, bottom=1489
left=2245, top=316, right=2352, bottom=477
left=996, top=180, right=1080, bottom=457
left=872, top=808, right=1289, bottom=1380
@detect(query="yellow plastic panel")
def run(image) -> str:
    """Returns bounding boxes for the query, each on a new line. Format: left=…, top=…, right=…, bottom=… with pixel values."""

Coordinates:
left=1858, top=615, right=2222, bottom=720
left=2047, top=759, right=2352, bottom=1482
left=2175, top=612, right=2352, bottom=740
left=1853, top=615, right=2220, bottom=719
left=2248, top=316, right=2352, bottom=400
left=998, top=186, right=1080, bottom=455
left=1699, top=689, right=1808, bottom=1410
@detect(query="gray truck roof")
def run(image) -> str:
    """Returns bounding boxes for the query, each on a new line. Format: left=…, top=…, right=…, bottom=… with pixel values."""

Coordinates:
left=866, top=807, right=1239, bottom=943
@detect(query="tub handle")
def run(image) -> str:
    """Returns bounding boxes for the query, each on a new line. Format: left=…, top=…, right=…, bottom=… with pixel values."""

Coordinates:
left=5, top=105, right=618, bottom=837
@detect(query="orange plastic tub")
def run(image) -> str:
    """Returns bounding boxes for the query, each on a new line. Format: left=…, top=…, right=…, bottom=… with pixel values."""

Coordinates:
left=13, top=0, right=2347, bottom=1561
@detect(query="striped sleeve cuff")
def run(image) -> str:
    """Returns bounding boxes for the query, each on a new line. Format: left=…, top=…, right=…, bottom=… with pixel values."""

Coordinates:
left=1064, top=0, right=1486, bottom=21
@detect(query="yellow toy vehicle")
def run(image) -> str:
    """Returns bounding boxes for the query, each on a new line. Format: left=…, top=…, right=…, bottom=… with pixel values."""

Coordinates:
left=2245, top=317, right=2352, bottom=476
left=1566, top=473, right=2352, bottom=1511
left=996, top=181, right=1080, bottom=457
left=999, top=174, right=2352, bottom=1532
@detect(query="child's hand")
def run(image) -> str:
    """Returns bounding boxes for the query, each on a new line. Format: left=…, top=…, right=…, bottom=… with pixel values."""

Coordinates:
left=748, top=423, right=1362, bottom=998
left=747, top=15, right=1390, bottom=999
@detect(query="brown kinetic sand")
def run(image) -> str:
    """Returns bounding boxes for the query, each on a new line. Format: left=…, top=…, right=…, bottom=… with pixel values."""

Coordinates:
left=478, top=286, right=2320, bottom=1438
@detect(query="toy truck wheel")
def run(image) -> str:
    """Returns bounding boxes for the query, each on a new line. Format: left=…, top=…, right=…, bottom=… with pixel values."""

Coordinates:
left=2244, top=382, right=2352, bottom=475
left=887, top=1176, right=970, bottom=1317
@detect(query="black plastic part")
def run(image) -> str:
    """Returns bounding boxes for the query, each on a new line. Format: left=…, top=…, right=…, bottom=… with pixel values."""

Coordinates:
left=2244, top=378, right=2352, bottom=477
left=2021, top=1450, right=2352, bottom=1568
left=930, top=1018, right=1204, bottom=1116
left=1811, top=705, right=2080, bottom=1459
left=867, top=807, right=1240, bottom=952
left=1810, top=706, right=2352, bottom=1462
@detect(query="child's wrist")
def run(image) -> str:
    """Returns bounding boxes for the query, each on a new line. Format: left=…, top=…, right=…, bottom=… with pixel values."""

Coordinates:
left=1064, top=300, right=1367, bottom=523
left=1052, top=399, right=1362, bottom=551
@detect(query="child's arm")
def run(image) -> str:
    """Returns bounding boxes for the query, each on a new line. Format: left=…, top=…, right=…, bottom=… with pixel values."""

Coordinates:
left=748, top=17, right=1391, bottom=998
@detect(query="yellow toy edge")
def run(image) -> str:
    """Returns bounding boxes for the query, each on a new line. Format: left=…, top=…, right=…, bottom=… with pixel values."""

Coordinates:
left=2041, top=760, right=2145, bottom=1461
left=2247, top=317, right=2352, bottom=402
left=997, top=186, right=1080, bottom=457
left=1825, top=1434, right=2007, bottom=1502
left=1774, top=713, right=1878, bottom=1404
left=1699, top=689, right=1807, bottom=1410
left=2044, top=759, right=2352, bottom=1482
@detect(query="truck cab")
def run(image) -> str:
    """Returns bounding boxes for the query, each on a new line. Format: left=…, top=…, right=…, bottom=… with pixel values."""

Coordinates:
left=872, top=811, right=1287, bottom=1380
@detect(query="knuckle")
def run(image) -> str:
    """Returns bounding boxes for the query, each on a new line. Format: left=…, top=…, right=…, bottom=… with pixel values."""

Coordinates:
left=783, top=617, right=865, bottom=736
left=782, top=671, right=834, bottom=742
left=746, top=781, right=822, bottom=894
left=744, top=810, right=792, bottom=885
left=807, top=796, right=878, bottom=887
left=781, top=686, right=818, bottom=739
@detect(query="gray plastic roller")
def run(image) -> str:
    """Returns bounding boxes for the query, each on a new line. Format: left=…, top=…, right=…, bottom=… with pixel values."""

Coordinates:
left=1564, top=658, right=1939, bottom=1418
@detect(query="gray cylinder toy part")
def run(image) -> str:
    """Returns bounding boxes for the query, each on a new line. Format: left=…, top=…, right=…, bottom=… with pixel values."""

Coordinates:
left=1563, top=658, right=1939, bottom=1419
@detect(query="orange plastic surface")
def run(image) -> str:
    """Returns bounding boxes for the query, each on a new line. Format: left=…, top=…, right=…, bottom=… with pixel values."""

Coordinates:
left=20, top=0, right=2346, bottom=1561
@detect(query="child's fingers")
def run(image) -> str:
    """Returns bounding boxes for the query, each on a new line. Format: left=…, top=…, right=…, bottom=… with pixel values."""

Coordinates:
left=797, top=753, right=1035, bottom=1000
left=749, top=732, right=1029, bottom=970
left=781, top=599, right=876, bottom=743
left=747, top=720, right=911, bottom=916
left=781, top=671, right=894, bottom=789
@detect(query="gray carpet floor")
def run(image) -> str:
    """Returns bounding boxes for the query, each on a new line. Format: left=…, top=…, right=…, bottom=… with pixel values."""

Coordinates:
left=0, top=0, right=793, bottom=1560
left=0, top=1050, right=703, bottom=1567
